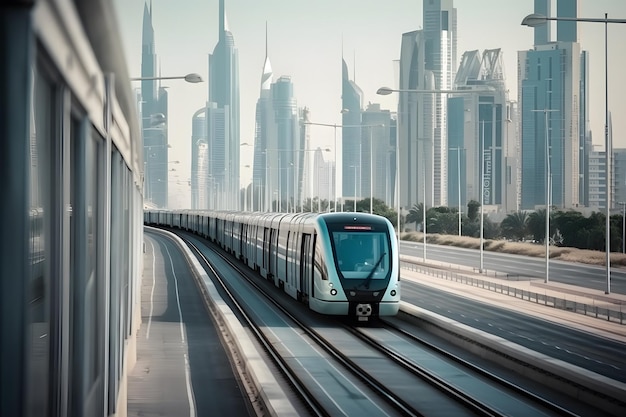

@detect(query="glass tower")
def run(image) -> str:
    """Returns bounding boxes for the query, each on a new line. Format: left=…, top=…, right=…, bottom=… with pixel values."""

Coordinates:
left=141, top=2, right=168, bottom=208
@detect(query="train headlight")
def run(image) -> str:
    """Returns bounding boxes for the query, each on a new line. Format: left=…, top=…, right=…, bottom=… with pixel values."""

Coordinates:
left=330, top=288, right=338, bottom=296
left=390, top=289, right=397, bottom=297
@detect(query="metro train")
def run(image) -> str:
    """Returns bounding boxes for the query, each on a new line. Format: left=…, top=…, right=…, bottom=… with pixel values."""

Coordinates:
left=2, top=1, right=143, bottom=416
left=145, top=210, right=401, bottom=320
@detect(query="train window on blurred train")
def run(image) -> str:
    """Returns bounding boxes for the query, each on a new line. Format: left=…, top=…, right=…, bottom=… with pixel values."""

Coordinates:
left=26, top=63, right=54, bottom=417
left=69, top=118, right=102, bottom=412
left=332, top=231, right=390, bottom=279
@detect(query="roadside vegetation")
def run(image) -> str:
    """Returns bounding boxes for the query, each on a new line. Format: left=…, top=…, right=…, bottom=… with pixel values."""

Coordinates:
left=298, top=196, right=626, bottom=268
left=400, top=231, right=626, bottom=267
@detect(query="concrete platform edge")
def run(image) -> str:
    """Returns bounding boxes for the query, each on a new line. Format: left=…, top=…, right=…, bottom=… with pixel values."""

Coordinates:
left=161, top=229, right=302, bottom=417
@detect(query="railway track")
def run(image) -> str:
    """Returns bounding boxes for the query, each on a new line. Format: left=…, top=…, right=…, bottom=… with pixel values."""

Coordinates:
left=177, top=230, right=585, bottom=416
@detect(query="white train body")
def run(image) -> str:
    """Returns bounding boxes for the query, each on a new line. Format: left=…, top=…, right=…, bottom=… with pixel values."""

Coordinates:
left=146, top=210, right=401, bottom=320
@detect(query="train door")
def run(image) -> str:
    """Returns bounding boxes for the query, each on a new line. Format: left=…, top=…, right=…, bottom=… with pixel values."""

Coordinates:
left=300, top=234, right=313, bottom=303
left=270, top=227, right=279, bottom=284
left=266, top=227, right=275, bottom=279
left=240, top=223, right=246, bottom=261
left=285, top=231, right=291, bottom=287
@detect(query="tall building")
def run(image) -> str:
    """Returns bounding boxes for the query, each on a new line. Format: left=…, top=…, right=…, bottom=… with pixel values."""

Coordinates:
left=191, top=108, right=207, bottom=208
left=271, top=76, right=302, bottom=211
left=588, top=147, right=610, bottom=209
left=394, top=0, right=456, bottom=216
left=341, top=58, right=363, bottom=203
left=519, top=0, right=582, bottom=210
left=424, top=0, right=457, bottom=206
left=141, top=2, right=168, bottom=208
left=298, top=108, right=313, bottom=210
left=250, top=28, right=303, bottom=212
left=394, top=30, right=435, bottom=214
left=398, top=29, right=435, bottom=213
left=252, top=29, right=274, bottom=211
left=579, top=50, right=592, bottom=207
left=449, top=49, right=512, bottom=213
left=613, top=148, right=626, bottom=207
left=361, top=104, right=393, bottom=206
left=208, top=0, right=240, bottom=209
left=313, top=147, right=335, bottom=211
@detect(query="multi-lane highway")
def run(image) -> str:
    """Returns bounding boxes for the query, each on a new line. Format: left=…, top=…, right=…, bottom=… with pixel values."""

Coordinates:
left=401, top=279, right=626, bottom=383
left=400, top=241, right=626, bottom=294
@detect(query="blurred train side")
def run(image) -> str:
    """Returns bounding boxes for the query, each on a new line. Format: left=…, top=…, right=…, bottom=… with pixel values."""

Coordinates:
left=1, top=1, right=143, bottom=416
left=146, top=210, right=401, bottom=319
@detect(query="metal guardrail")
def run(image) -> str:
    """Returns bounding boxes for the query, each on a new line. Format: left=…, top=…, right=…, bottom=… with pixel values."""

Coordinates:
left=400, top=260, right=625, bottom=325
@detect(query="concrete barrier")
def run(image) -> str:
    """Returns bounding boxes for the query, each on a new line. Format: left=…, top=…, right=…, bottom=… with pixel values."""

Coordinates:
left=400, top=302, right=626, bottom=416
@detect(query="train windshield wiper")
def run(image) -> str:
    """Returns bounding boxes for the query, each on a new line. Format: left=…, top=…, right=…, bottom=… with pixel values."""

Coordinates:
left=360, top=253, right=386, bottom=289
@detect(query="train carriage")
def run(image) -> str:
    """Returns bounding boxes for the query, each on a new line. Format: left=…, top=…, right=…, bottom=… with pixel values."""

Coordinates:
left=148, top=209, right=400, bottom=321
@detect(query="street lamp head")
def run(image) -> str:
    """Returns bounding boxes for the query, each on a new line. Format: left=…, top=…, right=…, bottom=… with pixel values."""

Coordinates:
left=376, top=87, right=394, bottom=96
left=130, top=72, right=203, bottom=83
left=521, top=13, right=548, bottom=27
left=183, top=73, right=203, bottom=83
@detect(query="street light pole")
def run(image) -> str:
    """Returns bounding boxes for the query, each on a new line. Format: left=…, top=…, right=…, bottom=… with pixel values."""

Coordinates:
left=369, top=124, right=385, bottom=214
left=351, top=165, right=358, bottom=211
left=450, top=147, right=463, bottom=236
left=422, top=158, right=427, bottom=261
left=480, top=121, right=485, bottom=273
left=620, top=202, right=626, bottom=253
left=532, top=108, right=557, bottom=284
left=333, top=124, right=337, bottom=212
left=370, top=126, right=374, bottom=214
left=604, top=12, right=611, bottom=293
left=521, top=12, right=626, bottom=294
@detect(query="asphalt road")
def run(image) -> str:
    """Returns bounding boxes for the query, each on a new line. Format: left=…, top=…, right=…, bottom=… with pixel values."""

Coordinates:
left=400, top=240, right=626, bottom=294
left=400, top=278, right=626, bottom=383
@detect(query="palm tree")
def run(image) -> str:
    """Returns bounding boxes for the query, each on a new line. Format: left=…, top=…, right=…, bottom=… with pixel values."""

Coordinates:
left=500, top=211, right=529, bottom=241
left=527, top=209, right=548, bottom=243
left=467, top=199, right=480, bottom=221
left=406, top=203, right=424, bottom=228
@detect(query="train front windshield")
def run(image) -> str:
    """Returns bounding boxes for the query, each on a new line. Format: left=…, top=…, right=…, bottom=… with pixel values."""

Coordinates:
left=332, top=228, right=391, bottom=284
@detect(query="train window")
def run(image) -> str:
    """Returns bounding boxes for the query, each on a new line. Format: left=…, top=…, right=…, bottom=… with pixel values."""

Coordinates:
left=26, top=63, right=55, bottom=416
left=332, top=231, right=391, bottom=280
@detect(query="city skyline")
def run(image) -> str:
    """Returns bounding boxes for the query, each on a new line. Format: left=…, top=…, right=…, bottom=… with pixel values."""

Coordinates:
left=114, top=0, right=626, bottom=209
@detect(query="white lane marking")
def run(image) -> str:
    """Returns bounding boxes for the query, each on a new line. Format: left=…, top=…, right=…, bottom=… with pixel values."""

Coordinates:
left=162, top=241, right=196, bottom=416
left=184, top=353, right=196, bottom=417
left=163, top=243, right=186, bottom=344
left=146, top=239, right=157, bottom=340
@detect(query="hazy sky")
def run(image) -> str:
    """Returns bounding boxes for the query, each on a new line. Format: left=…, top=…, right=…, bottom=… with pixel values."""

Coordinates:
left=113, top=0, right=626, bottom=208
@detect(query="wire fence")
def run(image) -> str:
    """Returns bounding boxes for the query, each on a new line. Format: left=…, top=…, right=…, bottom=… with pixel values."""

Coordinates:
left=400, top=259, right=625, bottom=325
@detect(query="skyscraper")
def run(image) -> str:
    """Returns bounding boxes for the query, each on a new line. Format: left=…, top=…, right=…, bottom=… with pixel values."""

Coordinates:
left=341, top=58, right=363, bottom=204
left=313, top=146, right=335, bottom=212
left=252, top=27, right=273, bottom=211
left=361, top=104, right=393, bottom=206
left=191, top=108, right=207, bottom=209
left=141, top=2, right=168, bottom=208
left=579, top=50, right=591, bottom=207
left=398, top=29, right=435, bottom=213
left=208, top=0, right=240, bottom=209
left=519, top=0, right=582, bottom=210
left=450, top=49, right=510, bottom=212
left=270, top=76, right=301, bottom=211
left=250, top=26, right=303, bottom=213
left=423, top=0, right=457, bottom=206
